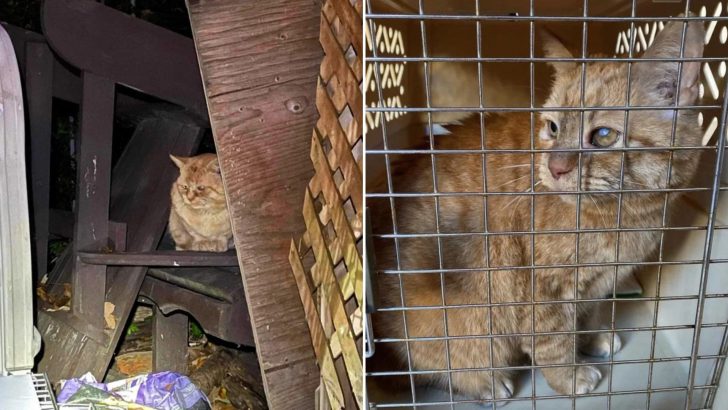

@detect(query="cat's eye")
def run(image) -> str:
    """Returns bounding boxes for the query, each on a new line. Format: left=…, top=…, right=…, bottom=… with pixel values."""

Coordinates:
left=547, top=120, right=558, bottom=138
left=197, top=185, right=206, bottom=191
left=590, top=127, right=620, bottom=147
left=181, top=184, right=188, bottom=190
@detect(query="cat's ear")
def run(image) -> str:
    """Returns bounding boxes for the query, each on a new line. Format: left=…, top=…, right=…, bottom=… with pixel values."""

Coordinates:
left=635, top=17, right=705, bottom=105
left=208, top=158, right=221, bottom=175
left=170, top=154, right=187, bottom=169
left=541, top=29, right=576, bottom=76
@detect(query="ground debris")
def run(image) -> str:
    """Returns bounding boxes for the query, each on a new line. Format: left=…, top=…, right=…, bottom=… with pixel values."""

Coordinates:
left=104, top=301, right=117, bottom=330
left=36, top=282, right=71, bottom=311
left=115, top=351, right=153, bottom=376
left=106, top=305, right=267, bottom=409
left=188, top=345, right=266, bottom=409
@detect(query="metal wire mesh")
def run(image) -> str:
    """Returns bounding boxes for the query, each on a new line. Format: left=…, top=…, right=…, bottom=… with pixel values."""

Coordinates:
left=365, top=1, right=728, bottom=409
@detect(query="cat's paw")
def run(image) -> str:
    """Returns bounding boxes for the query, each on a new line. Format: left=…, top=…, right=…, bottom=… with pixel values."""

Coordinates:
left=490, top=377, right=515, bottom=400
left=190, top=241, right=218, bottom=252
left=212, top=240, right=229, bottom=252
left=581, top=332, right=622, bottom=358
left=574, top=365, right=602, bottom=394
left=474, top=375, right=515, bottom=403
left=546, top=365, right=602, bottom=395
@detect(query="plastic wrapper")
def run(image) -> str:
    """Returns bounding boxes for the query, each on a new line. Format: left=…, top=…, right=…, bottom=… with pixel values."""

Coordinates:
left=57, top=371, right=211, bottom=410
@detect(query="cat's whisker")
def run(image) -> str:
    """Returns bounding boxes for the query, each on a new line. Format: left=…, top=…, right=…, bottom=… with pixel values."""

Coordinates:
left=601, top=193, right=642, bottom=217
left=587, top=194, right=610, bottom=228
left=496, top=164, right=542, bottom=170
left=501, top=187, right=532, bottom=212
left=491, top=174, right=535, bottom=190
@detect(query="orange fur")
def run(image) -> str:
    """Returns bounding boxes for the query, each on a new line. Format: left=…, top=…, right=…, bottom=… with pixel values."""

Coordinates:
left=169, top=153, right=232, bottom=252
left=371, top=20, right=705, bottom=398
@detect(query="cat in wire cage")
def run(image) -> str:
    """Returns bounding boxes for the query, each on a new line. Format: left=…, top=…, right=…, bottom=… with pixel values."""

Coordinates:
left=370, top=19, right=706, bottom=401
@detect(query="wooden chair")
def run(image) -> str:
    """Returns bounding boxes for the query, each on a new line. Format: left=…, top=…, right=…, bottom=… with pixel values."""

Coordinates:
left=25, top=0, right=253, bottom=382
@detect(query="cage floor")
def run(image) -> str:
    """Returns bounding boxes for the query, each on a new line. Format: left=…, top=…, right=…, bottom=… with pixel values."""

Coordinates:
left=368, top=301, right=715, bottom=410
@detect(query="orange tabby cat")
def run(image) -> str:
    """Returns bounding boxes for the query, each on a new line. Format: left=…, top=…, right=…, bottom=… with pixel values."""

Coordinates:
left=371, top=20, right=704, bottom=399
left=169, top=153, right=232, bottom=252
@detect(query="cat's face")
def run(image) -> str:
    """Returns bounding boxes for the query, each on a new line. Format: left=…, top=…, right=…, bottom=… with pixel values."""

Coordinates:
left=537, top=20, right=704, bottom=201
left=170, top=153, right=227, bottom=209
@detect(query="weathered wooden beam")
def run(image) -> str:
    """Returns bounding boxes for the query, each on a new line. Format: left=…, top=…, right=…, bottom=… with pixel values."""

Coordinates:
left=49, top=208, right=74, bottom=238
left=25, top=41, right=54, bottom=279
left=42, top=0, right=206, bottom=115
left=152, top=308, right=189, bottom=374
left=71, top=72, right=114, bottom=330
left=186, top=0, right=323, bottom=407
left=1, top=23, right=82, bottom=104
left=77, top=251, right=238, bottom=267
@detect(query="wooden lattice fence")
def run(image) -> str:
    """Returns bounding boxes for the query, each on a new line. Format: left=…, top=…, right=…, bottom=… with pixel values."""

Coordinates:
left=288, top=0, right=364, bottom=408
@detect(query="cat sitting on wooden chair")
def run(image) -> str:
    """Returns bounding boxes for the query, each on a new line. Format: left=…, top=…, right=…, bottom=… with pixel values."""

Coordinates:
left=169, top=153, right=233, bottom=252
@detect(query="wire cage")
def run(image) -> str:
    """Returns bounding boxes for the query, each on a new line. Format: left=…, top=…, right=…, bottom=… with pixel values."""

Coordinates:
left=364, top=1, right=728, bottom=409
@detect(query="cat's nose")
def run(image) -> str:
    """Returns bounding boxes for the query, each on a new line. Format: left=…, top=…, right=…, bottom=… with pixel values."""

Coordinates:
left=548, top=153, right=577, bottom=180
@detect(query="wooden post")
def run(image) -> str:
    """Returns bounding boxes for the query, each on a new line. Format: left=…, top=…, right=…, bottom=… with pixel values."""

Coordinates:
left=152, top=307, right=188, bottom=374
left=187, top=0, right=323, bottom=407
left=72, top=72, right=114, bottom=329
left=25, top=41, right=54, bottom=279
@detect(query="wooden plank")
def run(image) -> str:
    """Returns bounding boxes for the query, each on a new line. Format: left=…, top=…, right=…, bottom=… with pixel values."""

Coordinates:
left=186, top=1, right=323, bottom=407
left=2, top=22, right=82, bottom=104
left=25, top=41, right=54, bottom=279
left=146, top=267, right=241, bottom=302
left=152, top=308, right=189, bottom=374
left=71, top=72, right=114, bottom=330
left=77, top=250, right=238, bottom=267
left=141, top=274, right=254, bottom=346
left=0, top=23, right=35, bottom=372
left=49, top=208, right=75, bottom=238
left=41, top=0, right=206, bottom=116
left=108, top=221, right=127, bottom=252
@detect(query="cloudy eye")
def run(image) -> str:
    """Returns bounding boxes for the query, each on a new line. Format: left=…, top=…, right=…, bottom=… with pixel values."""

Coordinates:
left=547, top=120, right=559, bottom=138
left=197, top=185, right=206, bottom=191
left=590, top=127, right=620, bottom=147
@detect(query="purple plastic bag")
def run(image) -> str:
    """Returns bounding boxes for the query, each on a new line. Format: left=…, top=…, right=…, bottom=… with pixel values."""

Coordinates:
left=134, top=371, right=210, bottom=410
left=56, top=372, right=109, bottom=403
left=58, top=371, right=210, bottom=410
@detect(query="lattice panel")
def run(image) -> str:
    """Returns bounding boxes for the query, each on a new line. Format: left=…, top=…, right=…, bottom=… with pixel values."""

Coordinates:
left=615, top=3, right=728, bottom=146
left=289, top=0, right=364, bottom=408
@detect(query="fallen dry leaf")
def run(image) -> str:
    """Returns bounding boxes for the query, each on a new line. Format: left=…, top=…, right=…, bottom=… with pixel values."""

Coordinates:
left=36, top=286, right=49, bottom=303
left=37, top=283, right=72, bottom=311
left=115, top=351, right=153, bottom=377
left=190, top=355, right=211, bottom=372
left=46, top=305, right=71, bottom=312
left=210, top=386, right=236, bottom=410
left=105, top=302, right=117, bottom=330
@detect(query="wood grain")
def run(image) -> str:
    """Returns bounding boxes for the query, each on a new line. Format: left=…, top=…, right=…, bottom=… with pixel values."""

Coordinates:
left=186, top=0, right=324, bottom=408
